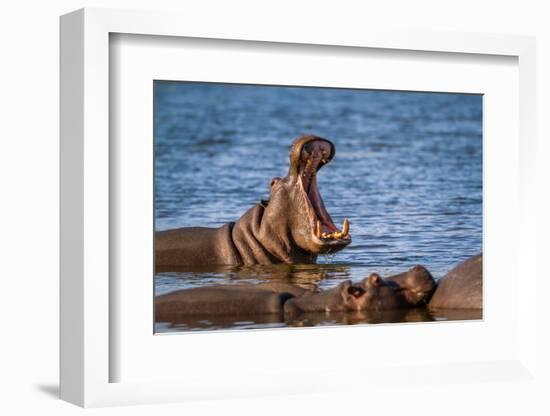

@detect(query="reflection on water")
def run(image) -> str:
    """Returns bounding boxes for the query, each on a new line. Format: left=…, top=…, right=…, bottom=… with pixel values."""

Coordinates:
left=154, top=83, right=483, bottom=332
left=429, top=308, right=483, bottom=322
left=156, top=305, right=482, bottom=333
left=155, top=263, right=352, bottom=295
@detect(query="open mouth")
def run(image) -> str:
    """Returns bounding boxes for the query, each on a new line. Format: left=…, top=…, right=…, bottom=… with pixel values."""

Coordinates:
left=295, top=138, right=351, bottom=244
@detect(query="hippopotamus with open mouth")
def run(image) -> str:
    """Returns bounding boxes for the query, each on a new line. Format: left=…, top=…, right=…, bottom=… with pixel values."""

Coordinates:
left=156, top=135, right=351, bottom=269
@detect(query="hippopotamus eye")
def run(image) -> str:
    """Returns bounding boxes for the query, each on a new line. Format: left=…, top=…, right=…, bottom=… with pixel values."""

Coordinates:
left=347, top=286, right=366, bottom=298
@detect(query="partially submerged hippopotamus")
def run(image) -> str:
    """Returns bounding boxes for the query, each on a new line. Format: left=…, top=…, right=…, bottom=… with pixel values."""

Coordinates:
left=285, top=265, right=436, bottom=314
left=429, top=253, right=482, bottom=310
left=155, top=256, right=484, bottom=328
left=156, top=135, right=351, bottom=269
left=156, top=265, right=436, bottom=323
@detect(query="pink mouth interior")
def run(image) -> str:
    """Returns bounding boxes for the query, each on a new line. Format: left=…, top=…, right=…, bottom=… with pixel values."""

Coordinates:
left=299, top=140, right=338, bottom=234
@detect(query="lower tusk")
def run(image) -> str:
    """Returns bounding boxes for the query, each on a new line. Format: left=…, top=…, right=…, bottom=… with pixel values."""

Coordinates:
left=342, top=218, right=350, bottom=237
left=320, top=222, right=349, bottom=240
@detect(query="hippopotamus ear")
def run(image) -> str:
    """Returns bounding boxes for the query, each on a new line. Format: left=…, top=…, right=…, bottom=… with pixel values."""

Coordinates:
left=359, top=273, right=383, bottom=288
left=269, top=177, right=282, bottom=188
left=365, top=273, right=383, bottom=287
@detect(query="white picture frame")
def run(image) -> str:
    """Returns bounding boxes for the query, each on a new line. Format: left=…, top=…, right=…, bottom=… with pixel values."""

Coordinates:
left=60, top=7, right=538, bottom=408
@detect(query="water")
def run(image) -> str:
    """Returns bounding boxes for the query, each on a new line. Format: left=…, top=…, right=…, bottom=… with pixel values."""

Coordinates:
left=154, top=81, right=482, bottom=332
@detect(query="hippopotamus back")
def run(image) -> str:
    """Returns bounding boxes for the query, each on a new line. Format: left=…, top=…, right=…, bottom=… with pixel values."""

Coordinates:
left=156, top=282, right=312, bottom=322
left=429, top=253, right=482, bottom=309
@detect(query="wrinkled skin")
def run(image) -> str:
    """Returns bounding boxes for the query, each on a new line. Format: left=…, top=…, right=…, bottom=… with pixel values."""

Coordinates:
left=429, top=253, right=482, bottom=309
left=156, top=135, right=351, bottom=269
left=156, top=282, right=313, bottom=321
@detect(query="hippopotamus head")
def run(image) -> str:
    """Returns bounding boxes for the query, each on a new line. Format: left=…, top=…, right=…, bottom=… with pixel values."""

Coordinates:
left=358, top=266, right=436, bottom=310
left=262, top=135, right=351, bottom=256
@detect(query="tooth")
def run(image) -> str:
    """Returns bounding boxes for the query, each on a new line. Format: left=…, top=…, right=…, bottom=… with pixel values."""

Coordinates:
left=316, top=221, right=321, bottom=239
left=342, top=218, right=349, bottom=237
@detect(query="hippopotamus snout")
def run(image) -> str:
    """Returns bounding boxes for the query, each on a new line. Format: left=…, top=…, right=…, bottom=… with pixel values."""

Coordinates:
left=383, top=265, right=437, bottom=306
left=358, top=265, right=437, bottom=310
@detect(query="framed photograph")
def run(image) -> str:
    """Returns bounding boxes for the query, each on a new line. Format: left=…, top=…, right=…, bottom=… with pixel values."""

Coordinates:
left=60, top=8, right=538, bottom=408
